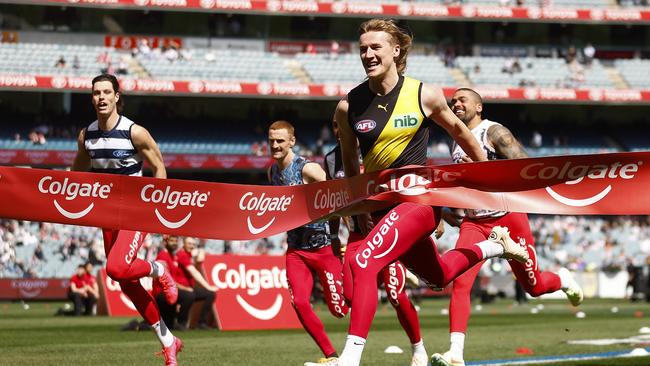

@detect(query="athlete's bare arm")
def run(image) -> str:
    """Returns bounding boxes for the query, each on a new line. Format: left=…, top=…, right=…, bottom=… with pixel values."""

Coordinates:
left=131, top=124, right=166, bottom=179
left=487, top=124, right=529, bottom=159
left=186, top=265, right=218, bottom=292
left=71, top=128, right=91, bottom=172
left=335, top=97, right=373, bottom=234
left=335, top=97, right=362, bottom=178
left=421, top=85, right=486, bottom=162
left=302, top=162, right=327, bottom=184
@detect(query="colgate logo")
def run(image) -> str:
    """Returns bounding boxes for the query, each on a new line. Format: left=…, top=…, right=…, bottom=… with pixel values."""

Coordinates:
left=325, top=271, right=346, bottom=317
left=140, top=184, right=210, bottom=229
left=124, top=231, right=142, bottom=264
left=520, top=161, right=641, bottom=207
left=385, top=262, right=404, bottom=306
left=356, top=210, right=399, bottom=269
left=239, top=192, right=293, bottom=235
left=212, top=263, right=287, bottom=320
left=519, top=238, right=538, bottom=287
left=366, top=170, right=461, bottom=196
left=355, top=119, right=376, bottom=133
left=38, top=176, right=112, bottom=219
left=313, top=188, right=350, bottom=213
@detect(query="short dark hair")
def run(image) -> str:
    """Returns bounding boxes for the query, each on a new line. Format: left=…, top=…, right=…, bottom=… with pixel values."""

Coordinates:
left=455, top=87, right=483, bottom=105
left=92, top=74, right=124, bottom=112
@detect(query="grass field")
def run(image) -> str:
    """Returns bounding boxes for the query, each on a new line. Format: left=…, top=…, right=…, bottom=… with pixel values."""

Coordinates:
left=1, top=298, right=649, bottom=366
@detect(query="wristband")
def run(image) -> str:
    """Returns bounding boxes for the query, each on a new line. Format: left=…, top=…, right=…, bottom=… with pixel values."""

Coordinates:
left=329, top=233, right=339, bottom=240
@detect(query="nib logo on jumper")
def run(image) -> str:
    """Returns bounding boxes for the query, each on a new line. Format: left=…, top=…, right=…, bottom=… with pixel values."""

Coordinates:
left=140, top=184, right=211, bottom=229
left=38, top=176, right=112, bottom=220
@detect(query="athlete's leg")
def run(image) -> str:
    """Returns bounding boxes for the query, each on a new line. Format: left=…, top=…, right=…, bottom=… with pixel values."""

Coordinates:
left=103, top=229, right=177, bottom=351
left=286, top=249, right=337, bottom=358
left=341, top=203, right=511, bottom=366
left=381, top=262, right=421, bottom=343
left=307, top=246, right=348, bottom=318
left=342, top=234, right=364, bottom=304
left=504, top=213, right=561, bottom=297
left=381, top=261, right=428, bottom=366
left=433, top=222, right=487, bottom=365
left=105, top=230, right=153, bottom=281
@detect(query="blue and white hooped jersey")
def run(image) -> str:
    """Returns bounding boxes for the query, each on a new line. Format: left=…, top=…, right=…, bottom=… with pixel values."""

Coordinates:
left=270, top=154, right=330, bottom=250
left=84, top=115, right=143, bottom=176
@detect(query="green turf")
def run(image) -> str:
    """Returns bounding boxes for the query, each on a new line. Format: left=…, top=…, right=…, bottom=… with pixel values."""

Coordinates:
left=1, top=298, right=649, bottom=365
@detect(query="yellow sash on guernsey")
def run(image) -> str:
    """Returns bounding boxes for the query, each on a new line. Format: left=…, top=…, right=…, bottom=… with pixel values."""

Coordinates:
left=362, top=77, right=426, bottom=173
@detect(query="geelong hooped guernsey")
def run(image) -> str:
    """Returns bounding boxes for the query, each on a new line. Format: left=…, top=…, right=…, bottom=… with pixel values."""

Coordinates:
left=84, top=115, right=143, bottom=176
left=451, top=119, right=506, bottom=219
left=347, top=75, right=431, bottom=173
left=270, top=154, right=330, bottom=250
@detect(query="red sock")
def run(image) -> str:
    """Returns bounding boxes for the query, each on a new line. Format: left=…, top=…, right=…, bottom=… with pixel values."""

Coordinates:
left=120, top=280, right=160, bottom=325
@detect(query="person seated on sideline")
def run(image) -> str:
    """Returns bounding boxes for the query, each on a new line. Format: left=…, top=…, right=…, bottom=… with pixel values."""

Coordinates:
left=66, top=264, right=98, bottom=316
left=153, top=235, right=185, bottom=330
left=174, top=237, right=218, bottom=330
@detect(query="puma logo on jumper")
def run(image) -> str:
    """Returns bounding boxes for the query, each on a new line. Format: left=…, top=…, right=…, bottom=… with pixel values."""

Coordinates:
left=377, top=103, right=388, bottom=112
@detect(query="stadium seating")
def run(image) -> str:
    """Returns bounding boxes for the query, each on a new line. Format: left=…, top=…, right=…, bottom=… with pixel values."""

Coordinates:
left=0, top=43, right=130, bottom=77
left=137, top=49, right=297, bottom=82
left=615, top=59, right=650, bottom=89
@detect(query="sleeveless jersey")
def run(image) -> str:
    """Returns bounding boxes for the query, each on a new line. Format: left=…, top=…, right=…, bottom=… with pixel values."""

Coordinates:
left=270, top=154, right=330, bottom=250
left=84, top=115, right=143, bottom=176
left=451, top=119, right=506, bottom=219
left=347, top=75, right=432, bottom=173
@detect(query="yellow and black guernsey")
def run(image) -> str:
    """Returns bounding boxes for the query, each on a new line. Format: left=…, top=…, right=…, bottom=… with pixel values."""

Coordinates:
left=347, top=75, right=432, bottom=173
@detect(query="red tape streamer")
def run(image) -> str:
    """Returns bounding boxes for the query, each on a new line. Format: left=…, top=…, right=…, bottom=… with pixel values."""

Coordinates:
left=0, top=152, right=648, bottom=240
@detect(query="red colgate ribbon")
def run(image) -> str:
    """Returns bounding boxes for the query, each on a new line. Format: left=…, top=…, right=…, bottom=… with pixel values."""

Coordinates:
left=0, top=151, right=648, bottom=240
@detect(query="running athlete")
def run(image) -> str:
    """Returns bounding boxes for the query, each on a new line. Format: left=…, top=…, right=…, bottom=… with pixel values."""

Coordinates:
left=430, top=88, right=584, bottom=366
left=332, top=19, right=530, bottom=366
left=267, top=121, right=350, bottom=366
left=325, top=118, right=428, bottom=366
left=71, top=74, right=182, bottom=365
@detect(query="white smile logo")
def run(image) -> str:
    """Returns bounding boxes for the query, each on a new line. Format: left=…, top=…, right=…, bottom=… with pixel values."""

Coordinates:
left=140, top=184, right=210, bottom=229
left=236, top=294, right=283, bottom=320
left=239, top=192, right=293, bottom=235
left=356, top=211, right=400, bottom=269
left=212, top=263, right=289, bottom=321
left=38, top=176, right=112, bottom=220
left=520, top=161, right=642, bottom=207
left=247, top=216, right=275, bottom=235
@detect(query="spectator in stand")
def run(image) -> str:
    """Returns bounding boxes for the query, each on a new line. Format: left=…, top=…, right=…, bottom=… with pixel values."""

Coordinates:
left=329, top=40, right=340, bottom=59
left=531, top=130, right=542, bottom=149
left=174, top=237, right=218, bottom=330
left=67, top=265, right=97, bottom=316
left=163, top=44, right=179, bottom=63
left=583, top=43, right=595, bottom=66
left=137, top=39, right=151, bottom=58
left=117, top=55, right=129, bottom=75
left=72, top=55, right=80, bottom=72
left=54, top=55, right=66, bottom=69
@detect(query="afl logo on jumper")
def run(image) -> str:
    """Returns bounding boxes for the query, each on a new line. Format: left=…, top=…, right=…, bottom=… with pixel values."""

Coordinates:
left=355, top=120, right=376, bottom=133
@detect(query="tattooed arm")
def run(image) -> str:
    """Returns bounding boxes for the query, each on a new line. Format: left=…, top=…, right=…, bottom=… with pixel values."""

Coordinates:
left=487, top=124, right=529, bottom=159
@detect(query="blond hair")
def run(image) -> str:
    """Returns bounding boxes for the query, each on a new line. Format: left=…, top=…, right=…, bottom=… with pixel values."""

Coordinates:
left=359, top=19, right=412, bottom=75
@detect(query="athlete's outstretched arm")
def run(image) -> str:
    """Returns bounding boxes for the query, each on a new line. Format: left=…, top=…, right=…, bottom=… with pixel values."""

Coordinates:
left=487, top=124, right=529, bottom=159
left=421, top=85, right=486, bottom=162
left=71, top=128, right=91, bottom=172
left=132, top=124, right=166, bottom=179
